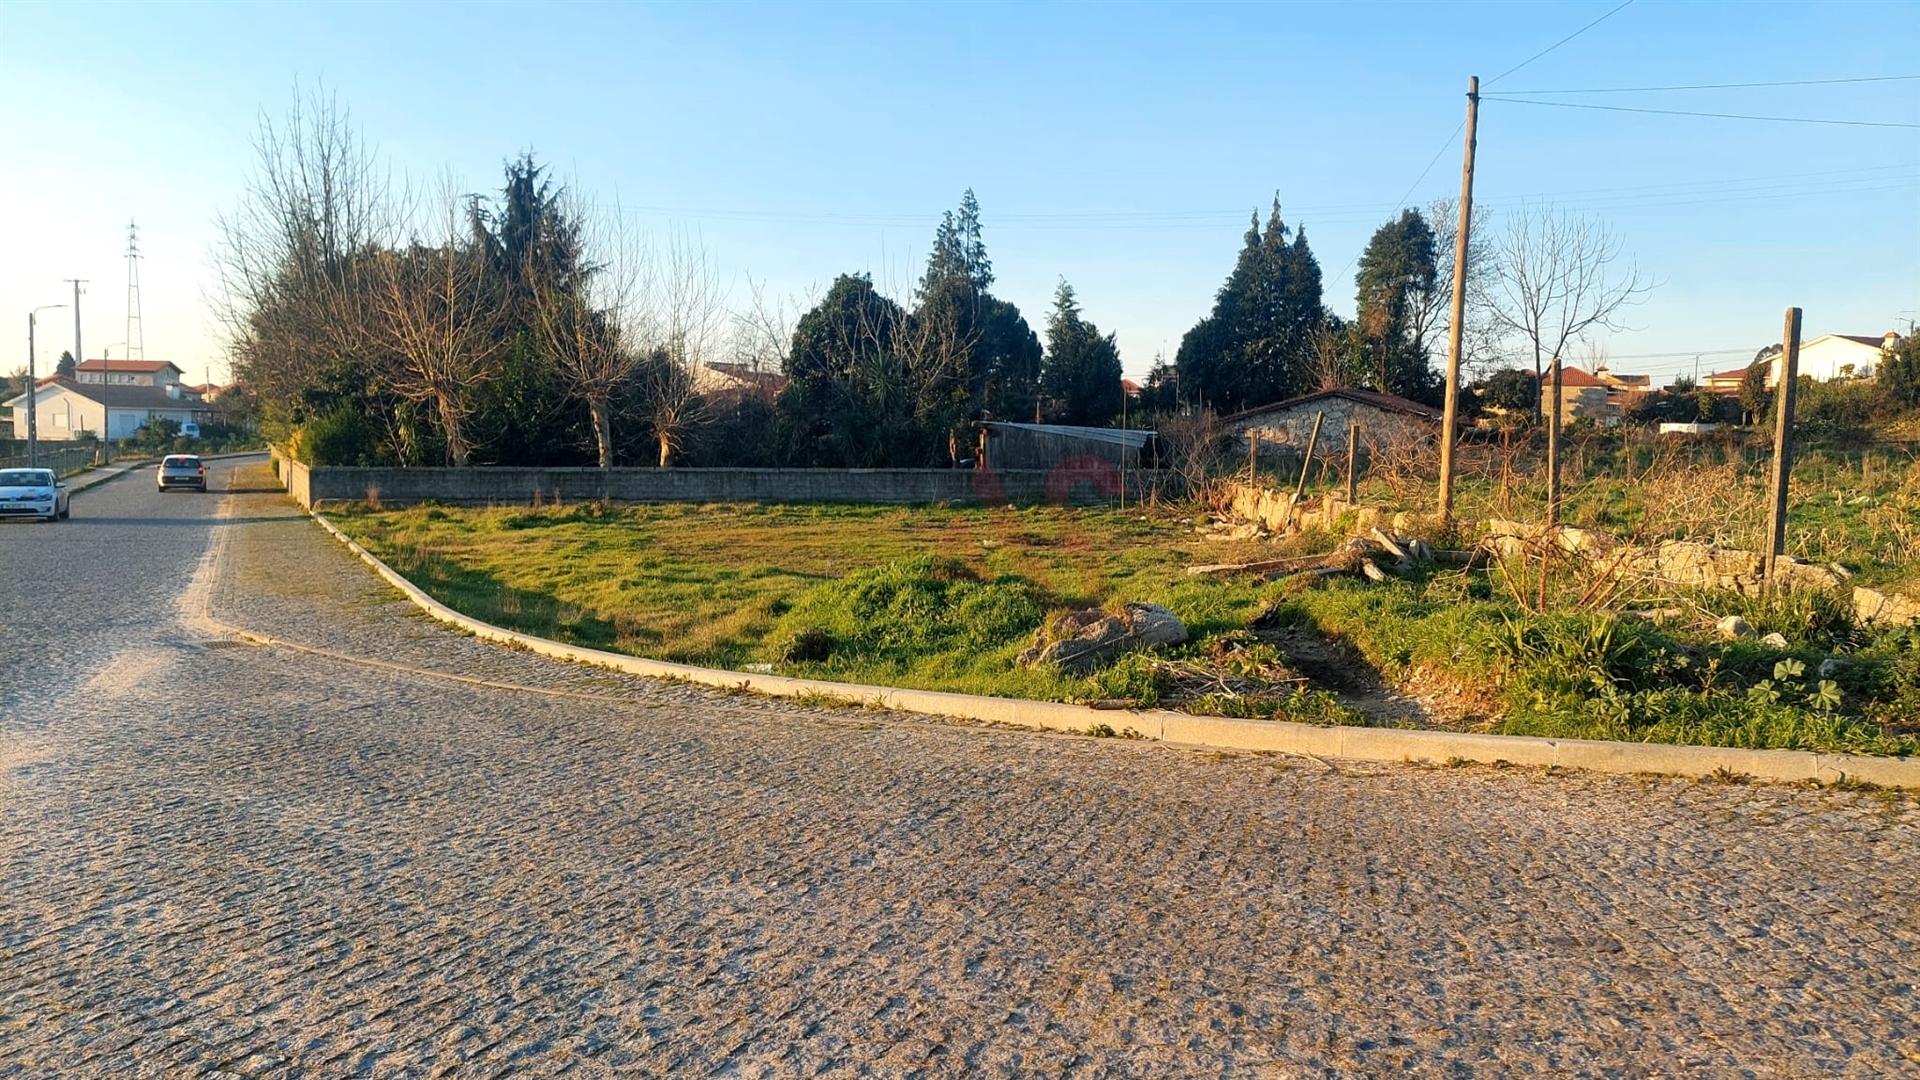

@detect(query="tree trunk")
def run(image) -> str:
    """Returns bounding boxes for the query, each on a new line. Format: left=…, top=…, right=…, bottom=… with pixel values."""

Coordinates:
left=437, top=394, right=470, bottom=467
left=657, top=429, right=672, bottom=468
left=590, top=397, right=614, bottom=468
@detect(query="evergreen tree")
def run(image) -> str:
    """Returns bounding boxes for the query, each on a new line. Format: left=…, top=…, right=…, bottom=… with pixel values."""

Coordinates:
left=1040, top=279, right=1123, bottom=425
left=1175, top=197, right=1324, bottom=413
left=1354, top=209, right=1441, bottom=401
left=956, top=188, right=992, bottom=291
left=778, top=273, right=969, bottom=466
left=1738, top=360, right=1773, bottom=423
left=56, top=350, right=76, bottom=378
left=915, top=191, right=1038, bottom=421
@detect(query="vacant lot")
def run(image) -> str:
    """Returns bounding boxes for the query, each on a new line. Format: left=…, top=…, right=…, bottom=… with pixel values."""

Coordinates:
left=333, top=501, right=1281, bottom=700
left=329, top=480, right=1920, bottom=758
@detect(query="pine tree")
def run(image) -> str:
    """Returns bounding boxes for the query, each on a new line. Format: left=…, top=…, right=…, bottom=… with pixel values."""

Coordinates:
left=916, top=192, right=1037, bottom=421
left=1040, top=279, right=1124, bottom=425
left=56, top=350, right=76, bottom=378
left=1175, top=197, right=1324, bottom=413
left=1354, top=208, right=1441, bottom=401
left=957, top=189, right=992, bottom=291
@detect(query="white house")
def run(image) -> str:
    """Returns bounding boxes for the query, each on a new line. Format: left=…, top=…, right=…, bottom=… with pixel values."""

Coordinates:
left=3, top=376, right=220, bottom=442
left=72, top=358, right=187, bottom=388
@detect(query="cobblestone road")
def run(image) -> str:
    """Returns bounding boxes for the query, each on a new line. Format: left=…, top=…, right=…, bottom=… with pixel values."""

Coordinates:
left=2, top=461, right=1917, bottom=1078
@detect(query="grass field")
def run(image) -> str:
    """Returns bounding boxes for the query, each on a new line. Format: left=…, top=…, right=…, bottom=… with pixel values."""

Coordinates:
left=332, top=500, right=1283, bottom=700
left=328, top=484, right=1920, bottom=757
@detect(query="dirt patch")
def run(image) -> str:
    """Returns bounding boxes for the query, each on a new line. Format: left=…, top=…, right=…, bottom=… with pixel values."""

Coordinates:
left=1252, top=624, right=1484, bottom=730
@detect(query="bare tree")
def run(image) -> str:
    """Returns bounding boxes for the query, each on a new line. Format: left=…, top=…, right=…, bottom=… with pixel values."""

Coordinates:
left=640, top=235, right=725, bottom=467
left=371, top=186, right=506, bottom=466
left=1415, top=196, right=1501, bottom=378
left=1310, top=321, right=1359, bottom=392
left=730, top=275, right=802, bottom=375
left=527, top=195, right=652, bottom=467
left=214, top=85, right=394, bottom=433
left=1488, top=207, right=1655, bottom=414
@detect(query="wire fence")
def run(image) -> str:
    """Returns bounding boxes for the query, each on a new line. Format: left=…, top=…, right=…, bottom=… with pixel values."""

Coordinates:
left=0, top=445, right=100, bottom=478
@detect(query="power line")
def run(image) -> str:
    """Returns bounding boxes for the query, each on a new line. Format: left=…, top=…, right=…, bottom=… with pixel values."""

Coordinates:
left=1482, top=96, right=1920, bottom=129
left=1485, top=0, right=1636, bottom=87
left=1499, top=74, right=1920, bottom=94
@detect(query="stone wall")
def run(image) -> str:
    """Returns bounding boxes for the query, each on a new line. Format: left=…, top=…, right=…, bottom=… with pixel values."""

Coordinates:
left=1215, top=481, right=1919, bottom=630
left=270, top=455, right=1165, bottom=509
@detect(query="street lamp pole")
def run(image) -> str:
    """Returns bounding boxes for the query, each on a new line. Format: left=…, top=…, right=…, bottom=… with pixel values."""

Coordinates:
left=99, top=341, right=126, bottom=453
left=26, top=303, right=68, bottom=469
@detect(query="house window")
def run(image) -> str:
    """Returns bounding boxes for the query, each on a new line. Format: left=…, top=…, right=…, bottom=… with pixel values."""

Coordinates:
left=52, top=413, right=68, bottom=429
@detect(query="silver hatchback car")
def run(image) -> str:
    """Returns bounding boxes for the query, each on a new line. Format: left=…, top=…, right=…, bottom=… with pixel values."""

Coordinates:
left=158, top=454, right=207, bottom=492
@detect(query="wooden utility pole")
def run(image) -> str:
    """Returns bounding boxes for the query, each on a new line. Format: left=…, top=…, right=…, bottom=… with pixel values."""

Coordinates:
left=1295, top=411, right=1326, bottom=500
left=1345, top=420, right=1361, bottom=503
left=1436, top=74, right=1480, bottom=522
left=1546, top=356, right=1564, bottom=525
left=1764, top=306, right=1803, bottom=580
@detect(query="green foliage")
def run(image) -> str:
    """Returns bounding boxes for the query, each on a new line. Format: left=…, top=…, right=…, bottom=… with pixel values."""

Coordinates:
left=1738, top=360, right=1771, bottom=421
left=1040, top=279, right=1124, bottom=425
left=128, top=417, right=183, bottom=451
left=1477, top=368, right=1538, bottom=414
left=1880, top=329, right=1919, bottom=407
left=1176, top=197, right=1325, bottom=413
left=55, top=350, right=76, bottom=378
left=768, top=556, right=1046, bottom=672
left=297, top=404, right=385, bottom=466
left=1353, top=208, right=1442, bottom=402
left=777, top=274, right=966, bottom=466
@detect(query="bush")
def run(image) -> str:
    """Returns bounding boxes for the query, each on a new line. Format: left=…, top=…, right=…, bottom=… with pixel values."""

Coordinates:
left=767, top=556, right=1046, bottom=671
left=297, top=405, right=383, bottom=466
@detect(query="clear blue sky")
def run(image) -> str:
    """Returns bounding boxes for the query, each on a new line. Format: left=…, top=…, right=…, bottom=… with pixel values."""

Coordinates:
left=3, top=0, right=1916, bottom=387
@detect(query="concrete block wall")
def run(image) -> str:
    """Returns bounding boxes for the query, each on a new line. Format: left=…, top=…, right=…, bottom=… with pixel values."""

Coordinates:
left=272, top=458, right=1166, bottom=509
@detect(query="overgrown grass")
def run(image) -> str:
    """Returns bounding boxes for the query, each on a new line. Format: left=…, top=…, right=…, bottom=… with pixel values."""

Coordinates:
left=331, top=500, right=1286, bottom=700
left=328, top=494, right=1920, bottom=757
left=1261, top=569, right=1919, bottom=757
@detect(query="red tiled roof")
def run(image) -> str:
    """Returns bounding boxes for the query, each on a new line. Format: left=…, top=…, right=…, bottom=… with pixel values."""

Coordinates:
left=1556, top=367, right=1610, bottom=388
left=75, top=359, right=181, bottom=373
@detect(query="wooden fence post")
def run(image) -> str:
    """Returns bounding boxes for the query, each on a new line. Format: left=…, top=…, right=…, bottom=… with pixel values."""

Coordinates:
left=1345, top=420, right=1361, bottom=504
left=1764, top=307, right=1803, bottom=581
left=1295, top=411, right=1325, bottom=501
left=1248, top=431, right=1259, bottom=484
left=1546, top=356, right=1564, bottom=526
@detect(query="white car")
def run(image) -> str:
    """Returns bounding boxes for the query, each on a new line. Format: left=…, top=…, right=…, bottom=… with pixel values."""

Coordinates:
left=0, top=468, right=70, bottom=522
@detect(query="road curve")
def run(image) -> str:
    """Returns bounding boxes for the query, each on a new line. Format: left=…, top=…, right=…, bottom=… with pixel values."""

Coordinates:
left=0, top=459, right=1915, bottom=1077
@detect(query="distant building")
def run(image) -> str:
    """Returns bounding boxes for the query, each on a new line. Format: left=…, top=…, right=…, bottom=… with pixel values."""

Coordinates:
left=3, top=377, right=224, bottom=442
left=1120, top=378, right=1142, bottom=399
left=73, top=358, right=186, bottom=388
left=1709, top=332, right=1900, bottom=392
left=1702, top=366, right=1752, bottom=395
left=1541, top=367, right=1620, bottom=426
left=4, top=359, right=225, bottom=442
left=977, top=421, right=1155, bottom=472
left=1222, top=387, right=1443, bottom=459
left=693, top=361, right=788, bottom=399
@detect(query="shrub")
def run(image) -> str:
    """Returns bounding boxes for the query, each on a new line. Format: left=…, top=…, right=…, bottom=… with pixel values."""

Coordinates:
left=767, top=556, right=1045, bottom=671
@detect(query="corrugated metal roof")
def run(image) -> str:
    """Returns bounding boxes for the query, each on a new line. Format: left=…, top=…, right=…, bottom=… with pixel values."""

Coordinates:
left=979, top=421, right=1156, bottom=448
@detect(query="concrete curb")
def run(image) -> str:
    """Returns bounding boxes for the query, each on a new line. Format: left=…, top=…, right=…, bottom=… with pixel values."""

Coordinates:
left=300, top=509, right=1920, bottom=790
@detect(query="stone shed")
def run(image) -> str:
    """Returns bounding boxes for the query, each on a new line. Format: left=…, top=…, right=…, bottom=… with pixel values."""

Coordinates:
left=1221, top=388, right=1443, bottom=465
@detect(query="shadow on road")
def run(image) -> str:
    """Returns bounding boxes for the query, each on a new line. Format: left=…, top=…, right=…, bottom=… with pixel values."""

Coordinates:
left=57, top=516, right=292, bottom=528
